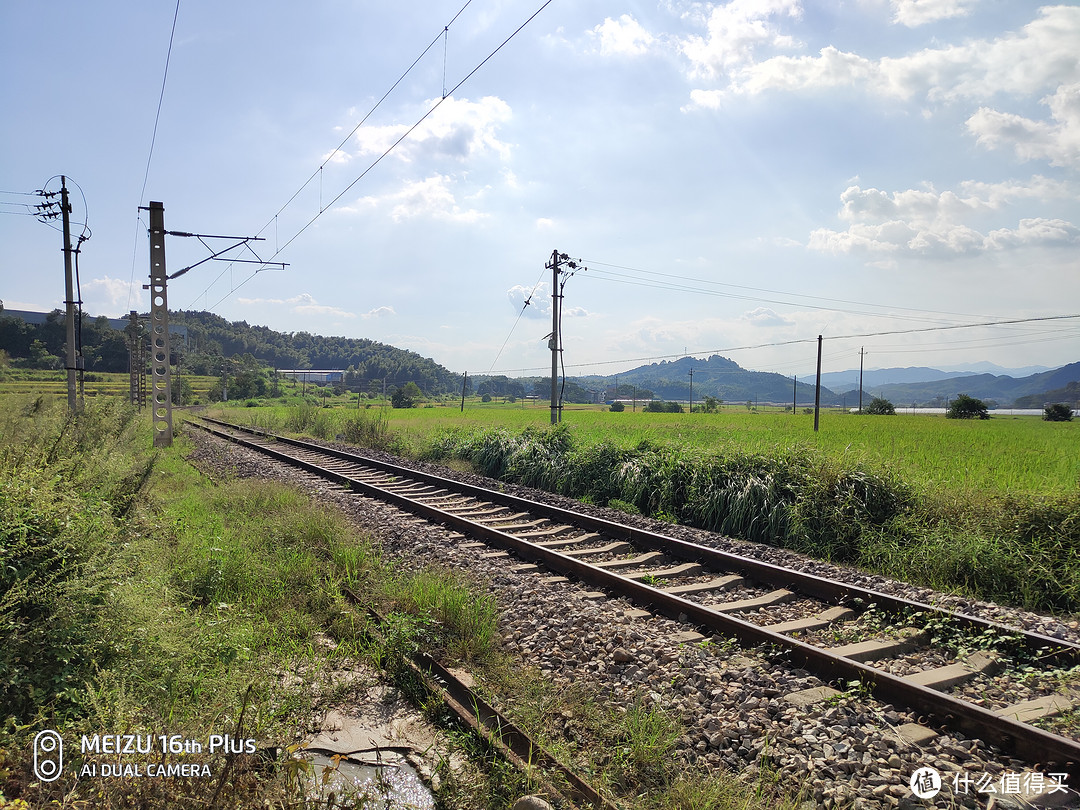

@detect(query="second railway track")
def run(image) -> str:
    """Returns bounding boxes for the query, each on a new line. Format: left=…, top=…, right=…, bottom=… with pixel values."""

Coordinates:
left=192, top=416, right=1080, bottom=802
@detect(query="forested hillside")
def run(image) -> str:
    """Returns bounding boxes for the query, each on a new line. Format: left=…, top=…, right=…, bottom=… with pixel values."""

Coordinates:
left=0, top=307, right=462, bottom=396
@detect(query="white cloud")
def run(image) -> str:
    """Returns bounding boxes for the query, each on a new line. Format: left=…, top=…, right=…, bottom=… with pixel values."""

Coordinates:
left=809, top=178, right=1080, bottom=257
left=590, top=15, right=655, bottom=57
left=81, top=276, right=141, bottom=309
left=361, top=306, right=396, bottom=319
left=890, top=0, right=979, bottom=27
left=683, top=89, right=725, bottom=111
left=967, top=83, right=1080, bottom=167
left=345, top=175, right=487, bottom=223
left=836, top=176, right=1069, bottom=225
left=347, top=96, right=512, bottom=164
left=726, top=6, right=1080, bottom=100
left=741, top=306, right=794, bottom=326
left=236, top=292, right=356, bottom=319
left=985, top=218, right=1080, bottom=249
left=680, top=0, right=803, bottom=80
left=508, top=282, right=552, bottom=319
left=506, top=282, right=589, bottom=320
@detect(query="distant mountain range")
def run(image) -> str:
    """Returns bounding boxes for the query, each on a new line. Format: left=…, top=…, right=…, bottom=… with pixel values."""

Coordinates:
left=579, top=355, right=842, bottom=405
left=857, top=362, right=1080, bottom=407
left=818, top=363, right=1052, bottom=392
left=577, top=356, right=1079, bottom=408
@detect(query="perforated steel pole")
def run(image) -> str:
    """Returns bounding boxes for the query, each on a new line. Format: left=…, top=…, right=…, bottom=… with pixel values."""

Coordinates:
left=147, top=202, right=173, bottom=447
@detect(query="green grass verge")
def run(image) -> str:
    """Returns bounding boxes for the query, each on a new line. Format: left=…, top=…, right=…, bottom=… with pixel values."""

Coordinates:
left=208, top=403, right=1080, bottom=614
left=0, top=396, right=798, bottom=810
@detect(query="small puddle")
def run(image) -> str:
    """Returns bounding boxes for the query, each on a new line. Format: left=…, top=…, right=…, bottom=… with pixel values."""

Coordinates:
left=304, top=752, right=435, bottom=809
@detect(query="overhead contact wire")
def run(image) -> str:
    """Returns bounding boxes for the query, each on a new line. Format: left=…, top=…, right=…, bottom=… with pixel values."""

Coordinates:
left=205, top=0, right=555, bottom=310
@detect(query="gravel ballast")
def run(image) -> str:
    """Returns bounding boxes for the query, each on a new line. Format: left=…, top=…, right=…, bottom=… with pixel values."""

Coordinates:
left=185, top=427, right=1079, bottom=810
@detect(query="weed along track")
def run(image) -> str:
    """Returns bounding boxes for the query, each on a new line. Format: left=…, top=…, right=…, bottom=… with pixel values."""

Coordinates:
left=193, top=417, right=1080, bottom=806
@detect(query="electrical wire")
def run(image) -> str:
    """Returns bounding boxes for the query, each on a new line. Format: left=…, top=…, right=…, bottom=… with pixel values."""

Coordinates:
left=128, top=0, right=181, bottom=312
left=189, top=0, right=479, bottom=309
left=487, top=313, right=1080, bottom=376
left=489, top=272, right=545, bottom=373
left=198, top=0, right=556, bottom=312
left=580, top=259, right=998, bottom=322
left=579, top=266, right=984, bottom=325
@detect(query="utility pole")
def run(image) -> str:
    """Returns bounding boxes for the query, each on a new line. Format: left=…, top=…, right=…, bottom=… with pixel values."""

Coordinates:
left=688, top=367, right=693, bottom=414
left=461, top=371, right=468, bottom=412
left=547, top=249, right=562, bottom=425
left=544, top=249, right=585, bottom=425
left=814, top=335, right=823, bottom=432
left=61, top=177, right=79, bottom=412
left=127, top=311, right=144, bottom=408
left=792, top=375, right=797, bottom=414
left=858, top=347, right=865, bottom=414
left=147, top=201, right=173, bottom=446
left=139, top=201, right=286, bottom=445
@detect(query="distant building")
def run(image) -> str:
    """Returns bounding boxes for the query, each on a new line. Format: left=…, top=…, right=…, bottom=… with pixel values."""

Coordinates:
left=277, top=369, right=344, bottom=384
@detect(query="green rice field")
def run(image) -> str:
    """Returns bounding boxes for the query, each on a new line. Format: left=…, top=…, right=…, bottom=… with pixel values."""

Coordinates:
left=213, top=400, right=1078, bottom=498
left=208, top=398, right=1080, bottom=614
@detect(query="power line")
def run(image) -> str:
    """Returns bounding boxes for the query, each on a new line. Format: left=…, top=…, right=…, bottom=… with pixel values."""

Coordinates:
left=580, top=264, right=992, bottom=326
left=487, top=313, right=1080, bottom=376
left=489, top=268, right=546, bottom=373
left=189, top=0, right=482, bottom=310
left=128, top=0, right=182, bottom=311
left=196, top=0, right=556, bottom=312
left=580, top=259, right=998, bottom=322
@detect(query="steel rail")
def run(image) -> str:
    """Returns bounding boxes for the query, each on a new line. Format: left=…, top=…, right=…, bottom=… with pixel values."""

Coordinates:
left=198, top=417, right=1080, bottom=663
left=193, top=418, right=1080, bottom=780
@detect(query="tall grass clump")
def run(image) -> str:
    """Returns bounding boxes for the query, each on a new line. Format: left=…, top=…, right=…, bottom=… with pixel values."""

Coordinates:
left=340, top=407, right=395, bottom=451
left=0, top=397, right=146, bottom=723
left=425, top=421, right=1079, bottom=612
left=382, top=568, right=499, bottom=663
left=283, top=401, right=318, bottom=433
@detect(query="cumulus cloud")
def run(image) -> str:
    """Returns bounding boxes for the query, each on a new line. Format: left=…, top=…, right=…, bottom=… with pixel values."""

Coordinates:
left=82, top=276, right=141, bottom=309
left=506, top=282, right=588, bottom=320
left=590, top=15, right=654, bottom=57
left=236, top=293, right=357, bottom=319
left=967, top=83, right=1080, bottom=167
left=808, top=177, right=1080, bottom=257
left=985, top=218, right=1080, bottom=250
left=344, top=175, right=487, bottom=223
left=344, top=96, right=512, bottom=164
left=890, top=0, right=979, bottom=27
left=361, top=306, right=396, bottom=319
left=741, top=307, right=794, bottom=326
left=507, top=282, right=552, bottom=319
left=724, top=5, right=1080, bottom=101
left=679, top=0, right=803, bottom=80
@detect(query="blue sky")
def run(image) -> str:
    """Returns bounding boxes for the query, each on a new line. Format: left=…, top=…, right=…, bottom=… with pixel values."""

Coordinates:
left=2, top=0, right=1078, bottom=378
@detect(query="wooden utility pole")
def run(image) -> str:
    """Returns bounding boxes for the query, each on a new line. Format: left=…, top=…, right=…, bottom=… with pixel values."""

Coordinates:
left=548, top=249, right=561, bottom=425
left=814, top=335, right=823, bottom=432
left=688, top=367, right=693, bottom=414
left=60, top=177, right=79, bottom=412
left=858, top=347, right=865, bottom=414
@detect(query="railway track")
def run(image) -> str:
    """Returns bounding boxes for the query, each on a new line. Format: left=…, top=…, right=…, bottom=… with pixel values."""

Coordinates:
left=192, top=416, right=1080, bottom=795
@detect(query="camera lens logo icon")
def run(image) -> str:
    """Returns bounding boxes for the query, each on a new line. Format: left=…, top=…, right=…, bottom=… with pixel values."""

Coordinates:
left=33, top=730, right=64, bottom=782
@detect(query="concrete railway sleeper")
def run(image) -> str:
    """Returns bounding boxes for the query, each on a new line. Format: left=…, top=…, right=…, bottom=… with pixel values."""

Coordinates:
left=193, top=417, right=1080, bottom=789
